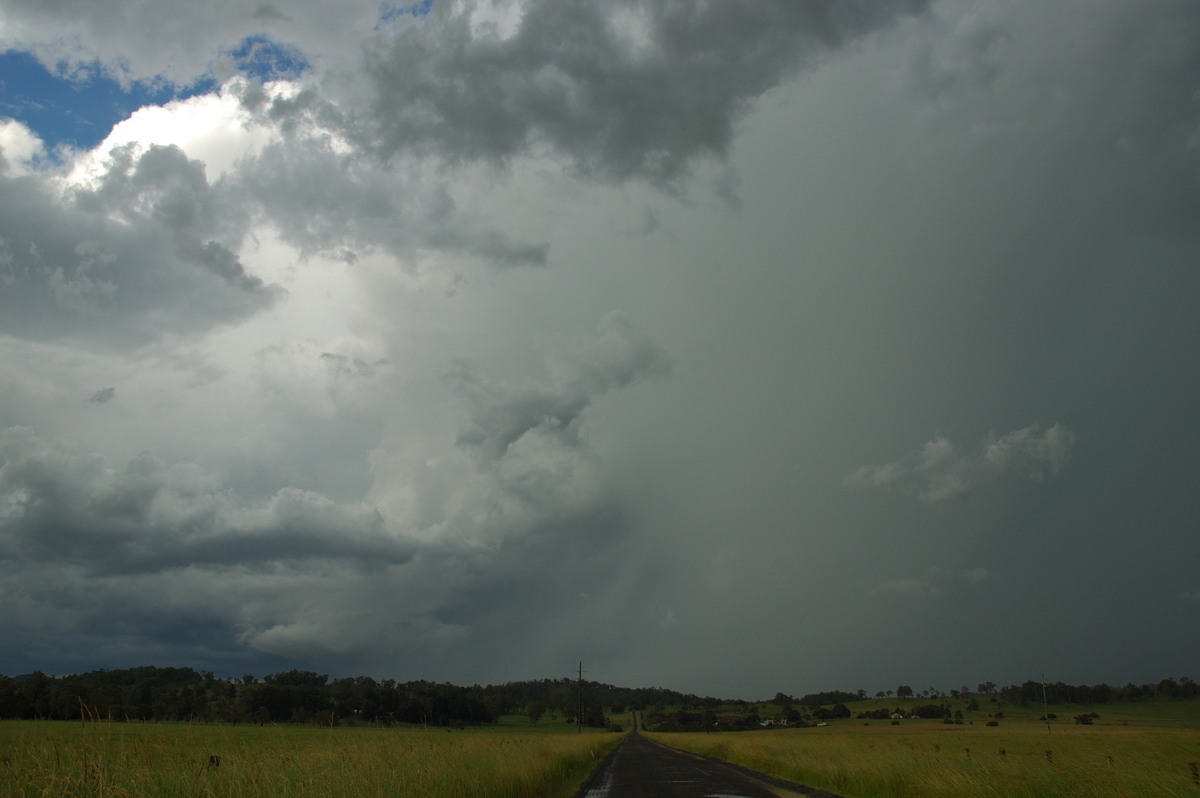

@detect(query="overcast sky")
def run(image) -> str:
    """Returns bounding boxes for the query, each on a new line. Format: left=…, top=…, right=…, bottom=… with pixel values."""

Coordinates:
left=1, top=0, right=1197, bottom=699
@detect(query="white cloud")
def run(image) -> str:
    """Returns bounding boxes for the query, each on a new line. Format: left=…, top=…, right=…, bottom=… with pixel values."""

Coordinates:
left=0, top=119, right=46, bottom=175
left=74, top=81, right=280, bottom=180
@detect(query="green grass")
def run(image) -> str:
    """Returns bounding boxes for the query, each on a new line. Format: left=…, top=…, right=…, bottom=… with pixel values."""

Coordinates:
left=646, top=699, right=1200, bottom=798
left=0, top=720, right=622, bottom=797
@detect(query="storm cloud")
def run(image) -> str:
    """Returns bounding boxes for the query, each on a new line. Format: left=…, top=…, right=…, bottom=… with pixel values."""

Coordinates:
left=1, top=0, right=1198, bottom=697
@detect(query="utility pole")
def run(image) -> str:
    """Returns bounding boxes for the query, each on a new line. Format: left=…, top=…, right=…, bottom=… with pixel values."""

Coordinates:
left=1041, top=674, right=1051, bottom=735
left=577, top=661, right=583, bottom=734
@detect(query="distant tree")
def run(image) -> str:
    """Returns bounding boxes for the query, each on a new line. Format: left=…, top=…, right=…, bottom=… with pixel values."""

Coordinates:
left=896, top=685, right=913, bottom=700
left=527, top=700, right=546, bottom=726
left=582, top=702, right=607, bottom=728
left=911, top=704, right=950, bottom=719
left=1157, top=679, right=1182, bottom=700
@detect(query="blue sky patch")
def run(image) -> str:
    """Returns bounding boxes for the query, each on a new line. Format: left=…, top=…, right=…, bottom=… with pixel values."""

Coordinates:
left=377, top=0, right=435, bottom=29
left=228, top=35, right=310, bottom=83
left=0, top=50, right=212, bottom=152
left=0, top=34, right=309, bottom=154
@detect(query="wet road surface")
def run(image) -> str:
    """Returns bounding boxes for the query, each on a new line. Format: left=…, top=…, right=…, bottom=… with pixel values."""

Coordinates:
left=572, top=732, right=844, bottom=798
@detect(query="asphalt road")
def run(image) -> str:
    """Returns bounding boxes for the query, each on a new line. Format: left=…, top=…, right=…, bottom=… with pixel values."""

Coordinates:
left=571, top=732, right=844, bottom=798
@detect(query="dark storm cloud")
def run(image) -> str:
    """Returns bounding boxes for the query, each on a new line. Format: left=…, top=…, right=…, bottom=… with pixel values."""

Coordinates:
left=0, top=415, right=633, bottom=677
left=448, top=312, right=671, bottom=460
left=351, top=0, right=931, bottom=187
left=0, top=143, right=276, bottom=342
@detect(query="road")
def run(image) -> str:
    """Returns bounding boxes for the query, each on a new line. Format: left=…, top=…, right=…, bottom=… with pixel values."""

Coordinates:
left=572, top=731, right=844, bottom=798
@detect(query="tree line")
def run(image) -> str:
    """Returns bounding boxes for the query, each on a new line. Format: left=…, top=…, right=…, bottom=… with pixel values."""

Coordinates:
left=0, top=668, right=712, bottom=726
left=0, top=668, right=495, bottom=726
left=0, top=667, right=1193, bottom=726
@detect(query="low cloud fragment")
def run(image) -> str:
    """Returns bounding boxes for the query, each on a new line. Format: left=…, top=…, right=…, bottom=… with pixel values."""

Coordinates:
left=847, top=422, right=1075, bottom=503
left=449, top=312, right=671, bottom=460
left=88, top=387, right=116, bottom=404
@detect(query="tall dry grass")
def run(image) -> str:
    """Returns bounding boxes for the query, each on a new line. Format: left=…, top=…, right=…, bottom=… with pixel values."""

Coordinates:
left=648, top=722, right=1200, bottom=798
left=0, top=720, right=620, bottom=798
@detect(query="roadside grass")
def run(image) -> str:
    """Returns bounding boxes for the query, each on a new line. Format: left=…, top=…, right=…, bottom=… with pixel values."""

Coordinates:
left=646, top=702, right=1200, bottom=798
left=0, top=719, right=621, bottom=798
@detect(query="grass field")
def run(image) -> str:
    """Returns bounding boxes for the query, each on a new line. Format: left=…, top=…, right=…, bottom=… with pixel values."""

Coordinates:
left=647, top=699, right=1200, bottom=798
left=0, top=719, right=621, bottom=797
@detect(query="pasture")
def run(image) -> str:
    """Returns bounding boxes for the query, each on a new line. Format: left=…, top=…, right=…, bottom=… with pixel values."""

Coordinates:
left=0, top=719, right=620, bottom=797
left=647, top=699, right=1200, bottom=798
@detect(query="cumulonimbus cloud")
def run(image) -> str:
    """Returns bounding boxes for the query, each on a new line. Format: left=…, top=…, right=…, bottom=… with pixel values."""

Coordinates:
left=847, top=422, right=1075, bottom=503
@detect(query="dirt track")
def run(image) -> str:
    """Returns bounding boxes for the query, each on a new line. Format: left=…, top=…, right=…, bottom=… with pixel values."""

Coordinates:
left=572, top=731, right=844, bottom=798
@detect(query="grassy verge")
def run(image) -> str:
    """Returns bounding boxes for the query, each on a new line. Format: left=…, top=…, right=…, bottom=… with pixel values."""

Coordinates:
left=0, top=720, right=622, bottom=798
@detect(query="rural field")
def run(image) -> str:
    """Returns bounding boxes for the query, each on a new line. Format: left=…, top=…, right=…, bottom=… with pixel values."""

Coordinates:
left=647, top=698, right=1200, bottom=798
left=0, top=718, right=620, bottom=798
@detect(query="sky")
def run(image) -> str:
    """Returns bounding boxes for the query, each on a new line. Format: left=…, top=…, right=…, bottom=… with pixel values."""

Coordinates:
left=1, top=0, right=1197, bottom=700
